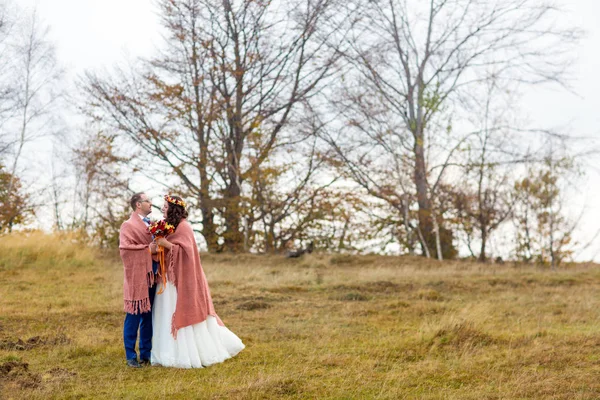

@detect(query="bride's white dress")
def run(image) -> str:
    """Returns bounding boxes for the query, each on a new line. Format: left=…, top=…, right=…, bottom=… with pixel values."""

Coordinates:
left=151, top=281, right=245, bottom=368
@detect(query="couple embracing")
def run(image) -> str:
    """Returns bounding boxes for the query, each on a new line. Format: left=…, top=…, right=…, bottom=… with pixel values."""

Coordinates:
left=119, top=192, right=244, bottom=368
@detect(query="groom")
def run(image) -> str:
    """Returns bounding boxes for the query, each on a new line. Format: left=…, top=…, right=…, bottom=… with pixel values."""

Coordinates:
left=119, top=192, right=159, bottom=368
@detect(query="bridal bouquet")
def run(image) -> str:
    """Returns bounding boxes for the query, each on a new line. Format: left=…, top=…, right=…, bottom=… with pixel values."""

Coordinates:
left=148, top=220, right=175, bottom=294
left=148, top=220, right=175, bottom=238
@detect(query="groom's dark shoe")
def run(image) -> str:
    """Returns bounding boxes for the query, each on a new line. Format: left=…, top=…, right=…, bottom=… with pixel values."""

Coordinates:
left=127, top=359, right=142, bottom=368
left=139, top=359, right=151, bottom=367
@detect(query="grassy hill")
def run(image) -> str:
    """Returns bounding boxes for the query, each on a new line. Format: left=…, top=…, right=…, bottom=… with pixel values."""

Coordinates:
left=1, top=232, right=600, bottom=399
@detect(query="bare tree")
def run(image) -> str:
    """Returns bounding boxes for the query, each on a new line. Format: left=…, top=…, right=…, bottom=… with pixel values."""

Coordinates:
left=0, top=0, right=19, bottom=157
left=447, top=78, right=517, bottom=262
left=242, top=133, right=338, bottom=252
left=70, top=128, right=136, bottom=246
left=82, top=0, right=353, bottom=252
left=0, top=4, right=62, bottom=232
left=324, top=0, right=579, bottom=258
left=8, top=8, right=62, bottom=186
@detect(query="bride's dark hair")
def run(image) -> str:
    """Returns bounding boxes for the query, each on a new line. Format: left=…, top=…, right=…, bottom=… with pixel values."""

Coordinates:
left=165, top=195, right=188, bottom=230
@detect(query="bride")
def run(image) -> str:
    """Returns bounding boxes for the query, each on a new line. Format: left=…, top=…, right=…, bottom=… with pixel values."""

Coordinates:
left=151, top=195, right=244, bottom=368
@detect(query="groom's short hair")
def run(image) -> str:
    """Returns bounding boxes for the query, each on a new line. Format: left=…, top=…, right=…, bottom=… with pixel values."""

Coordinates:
left=130, top=192, right=145, bottom=211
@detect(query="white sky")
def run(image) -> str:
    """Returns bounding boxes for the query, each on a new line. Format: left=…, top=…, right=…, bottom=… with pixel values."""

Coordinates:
left=16, top=0, right=600, bottom=259
left=18, top=0, right=161, bottom=71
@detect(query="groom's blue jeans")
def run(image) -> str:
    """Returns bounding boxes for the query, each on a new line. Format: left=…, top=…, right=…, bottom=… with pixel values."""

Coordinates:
left=123, top=261, right=158, bottom=361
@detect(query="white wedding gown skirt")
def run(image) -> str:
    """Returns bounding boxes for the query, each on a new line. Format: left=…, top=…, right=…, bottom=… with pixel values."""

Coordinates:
left=151, top=281, right=245, bottom=368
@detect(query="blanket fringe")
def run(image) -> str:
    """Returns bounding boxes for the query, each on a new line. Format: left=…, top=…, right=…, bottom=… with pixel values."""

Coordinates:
left=147, top=271, right=155, bottom=287
left=124, top=297, right=151, bottom=314
left=167, top=245, right=178, bottom=288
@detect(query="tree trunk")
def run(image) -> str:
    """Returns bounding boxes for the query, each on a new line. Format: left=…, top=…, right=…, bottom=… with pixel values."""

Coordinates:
left=414, top=131, right=434, bottom=257
left=479, top=227, right=487, bottom=263
left=200, top=203, right=218, bottom=252
left=223, top=182, right=244, bottom=252
left=432, top=215, right=443, bottom=261
left=401, top=194, right=415, bottom=254
left=416, top=225, right=431, bottom=258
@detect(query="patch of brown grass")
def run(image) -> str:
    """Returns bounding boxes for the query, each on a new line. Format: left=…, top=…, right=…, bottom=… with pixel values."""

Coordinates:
left=2, top=232, right=600, bottom=399
left=429, top=321, right=496, bottom=350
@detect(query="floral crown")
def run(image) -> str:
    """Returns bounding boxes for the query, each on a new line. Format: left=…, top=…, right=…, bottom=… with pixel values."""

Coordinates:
left=164, top=194, right=186, bottom=208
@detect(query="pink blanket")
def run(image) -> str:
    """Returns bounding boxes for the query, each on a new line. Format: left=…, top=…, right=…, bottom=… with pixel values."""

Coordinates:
left=165, top=219, right=223, bottom=337
left=119, top=212, right=154, bottom=314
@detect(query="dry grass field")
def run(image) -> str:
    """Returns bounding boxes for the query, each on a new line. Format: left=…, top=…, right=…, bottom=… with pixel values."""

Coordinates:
left=2, top=232, right=600, bottom=399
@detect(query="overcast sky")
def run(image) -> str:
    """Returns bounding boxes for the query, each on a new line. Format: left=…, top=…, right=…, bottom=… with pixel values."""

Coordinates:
left=16, top=0, right=600, bottom=259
